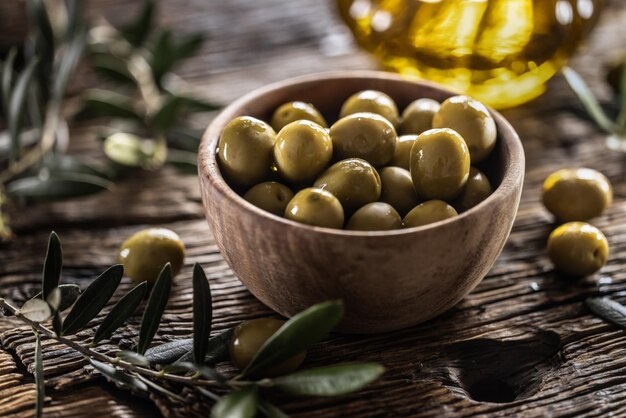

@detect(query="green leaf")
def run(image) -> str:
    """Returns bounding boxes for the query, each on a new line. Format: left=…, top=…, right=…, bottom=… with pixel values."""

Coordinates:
left=562, top=67, right=619, bottom=134
left=92, top=54, right=135, bottom=85
left=137, top=264, right=172, bottom=354
left=586, top=297, right=626, bottom=328
left=6, top=172, right=114, bottom=201
left=211, top=386, right=259, bottom=418
left=83, top=89, right=140, bottom=120
left=52, top=26, right=87, bottom=103
left=269, top=363, right=384, bottom=396
left=19, top=298, right=51, bottom=322
left=46, top=287, right=62, bottom=312
left=242, top=301, right=344, bottom=378
left=178, top=95, right=219, bottom=113
left=90, top=359, right=148, bottom=393
left=61, top=265, right=124, bottom=335
left=52, top=312, right=62, bottom=335
left=122, top=0, right=156, bottom=47
left=8, top=58, right=39, bottom=162
left=43, top=154, right=113, bottom=179
left=166, top=149, right=197, bottom=175
left=34, top=333, right=44, bottom=418
left=168, top=124, right=204, bottom=152
left=259, top=401, right=289, bottom=418
left=152, top=95, right=185, bottom=133
left=149, top=29, right=174, bottom=86
left=196, top=387, right=220, bottom=401
left=617, top=60, right=626, bottom=129
left=93, top=281, right=147, bottom=345
left=64, top=0, right=83, bottom=40
left=135, top=374, right=184, bottom=402
left=162, top=361, right=197, bottom=375
left=193, top=263, right=212, bottom=364
left=115, top=350, right=150, bottom=366
left=145, top=338, right=193, bottom=364
left=177, top=328, right=234, bottom=365
left=28, top=0, right=55, bottom=56
left=42, top=231, right=62, bottom=300
left=32, top=284, right=80, bottom=312
left=1, top=48, right=17, bottom=114
left=173, top=33, right=204, bottom=63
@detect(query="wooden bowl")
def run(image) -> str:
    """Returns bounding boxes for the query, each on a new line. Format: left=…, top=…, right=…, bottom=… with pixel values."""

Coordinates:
left=198, top=71, right=524, bottom=333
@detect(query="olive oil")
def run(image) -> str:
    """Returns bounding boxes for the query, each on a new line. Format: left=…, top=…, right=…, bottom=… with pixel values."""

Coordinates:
left=338, top=0, right=602, bottom=108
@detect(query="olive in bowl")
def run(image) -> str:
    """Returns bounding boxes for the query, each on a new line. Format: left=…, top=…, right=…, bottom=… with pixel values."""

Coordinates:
left=199, top=72, right=524, bottom=333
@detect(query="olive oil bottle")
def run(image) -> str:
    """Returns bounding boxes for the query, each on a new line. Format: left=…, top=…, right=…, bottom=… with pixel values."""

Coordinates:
left=338, top=0, right=602, bottom=108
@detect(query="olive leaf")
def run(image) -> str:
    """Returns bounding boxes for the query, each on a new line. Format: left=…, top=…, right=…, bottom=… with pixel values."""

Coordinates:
left=166, top=149, right=198, bottom=174
left=1, top=48, right=17, bottom=113
left=150, top=29, right=174, bottom=86
left=211, top=386, right=259, bottom=418
left=269, top=363, right=384, bottom=396
left=61, top=265, right=124, bottom=335
left=137, top=264, right=172, bottom=354
left=146, top=328, right=233, bottom=364
left=586, top=297, right=626, bottom=328
left=34, top=332, right=45, bottom=418
left=618, top=61, right=626, bottom=128
left=8, top=58, right=39, bottom=161
left=93, top=281, right=147, bottom=345
left=242, top=301, right=344, bottom=378
left=259, top=401, right=289, bottom=418
left=145, top=338, right=193, bottom=364
left=162, top=361, right=198, bottom=375
left=176, top=328, right=234, bottom=365
left=196, top=387, right=220, bottom=401
left=90, top=359, right=148, bottom=394
left=83, top=89, right=140, bottom=120
left=42, top=231, right=62, bottom=300
left=51, top=26, right=87, bottom=103
left=29, top=0, right=55, bottom=56
left=172, top=34, right=204, bottom=64
left=116, top=351, right=150, bottom=367
left=152, top=95, right=185, bottom=134
left=193, top=263, right=212, bottom=364
left=42, top=154, right=112, bottom=179
left=32, top=284, right=80, bottom=312
left=45, top=287, right=62, bottom=312
left=6, top=172, right=114, bottom=201
left=121, top=0, right=156, bottom=47
left=178, top=95, right=219, bottom=113
left=135, top=374, right=184, bottom=402
left=92, top=54, right=135, bottom=85
left=19, top=298, right=52, bottom=322
left=168, top=125, right=204, bottom=152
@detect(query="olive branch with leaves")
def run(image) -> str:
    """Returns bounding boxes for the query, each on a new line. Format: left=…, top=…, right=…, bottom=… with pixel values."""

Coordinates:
left=0, top=232, right=384, bottom=417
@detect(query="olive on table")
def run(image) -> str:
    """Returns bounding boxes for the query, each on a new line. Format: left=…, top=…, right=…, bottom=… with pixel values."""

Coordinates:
left=400, top=98, right=440, bottom=135
left=270, top=101, right=327, bottom=132
left=119, top=228, right=185, bottom=283
left=454, top=167, right=493, bottom=212
left=330, top=112, right=397, bottom=167
left=217, top=116, right=276, bottom=187
left=314, top=158, right=381, bottom=214
left=229, top=318, right=306, bottom=377
left=339, top=89, right=400, bottom=127
left=432, top=95, right=497, bottom=163
left=403, top=200, right=458, bottom=228
left=379, top=166, right=420, bottom=216
left=389, top=134, right=417, bottom=170
left=410, top=128, right=470, bottom=201
left=542, top=168, right=612, bottom=222
left=346, top=202, right=403, bottom=231
left=243, top=181, right=294, bottom=216
left=547, top=222, right=609, bottom=276
left=284, top=188, right=344, bottom=229
left=273, top=120, right=333, bottom=183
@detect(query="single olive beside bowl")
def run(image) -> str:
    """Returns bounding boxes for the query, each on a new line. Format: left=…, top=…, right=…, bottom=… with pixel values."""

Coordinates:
left=314, top=158, right=381, bottom=214
left=270, top=101, right=327, bottom=132
left=243, top=181, right=294, bottom=216
left=346, top=202, right=403, bottom=231
left=547, top=222, right=609, bottom=276
left=217, top=116, right=276, bottom=187
left=453, top=167, right=493, bottom=212
left=229, top=318, right=306, bottom=377
left=410, top=128, right=470, bottom=201
left=389, top=134, right=417, bottom=170
left=339, top=89, right=400, bottom=127
left=119, top=228, right=185, bottom=283
left=379, top=166, right=420, bottom=216
left=330, top=112, right=397, bottom=167
left=542, top=168, right=612, bottom=222
left=403, top=200, right=458, bottom=228
left=274, top=120, right=333, bottom=183
left=285, top=188, right=344, bottom=229
left=432, top=95, right=497, bottom=163
left=400, top=98, right=440, bottom=135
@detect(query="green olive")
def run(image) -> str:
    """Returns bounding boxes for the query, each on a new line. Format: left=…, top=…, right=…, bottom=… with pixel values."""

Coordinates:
left=432, top=95, right=497, bottom=163
left=410, top=128, right=470, bottom=201
left=284, top=188, right=344, bottom=229
left=229, top=318, right=306, bottom=377
left=400, top=98, right=440, bottom=135
left=547, top=222, right=609, bottom=276
left=542, top=168, right=612, bottom=222
left=389, top=135, right=417, bottom=170
left=346, top=202, right=402, bottom=231
left=119, top=228, right=185, bottom=283
left=339, top=90, right=400, bottom=127
left=314, top=158, right=381, bottom=214
left=273, top=120, right=333, bottom=183
left=379, top=166, right=420, bottom=216
left=270, top=101, right=327, bottom=132
left=403, top=200, right=458, bottom=228
left=329, top=112, right=397, bottom=167
left=218, top=116, right=276, bottom=187
left=453, top=167, right=493, bottom=212
left=243, top=181, right=294, bottom=216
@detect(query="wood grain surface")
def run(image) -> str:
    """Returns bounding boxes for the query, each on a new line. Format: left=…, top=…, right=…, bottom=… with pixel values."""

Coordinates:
left=2, top=0, right=626, bottom=416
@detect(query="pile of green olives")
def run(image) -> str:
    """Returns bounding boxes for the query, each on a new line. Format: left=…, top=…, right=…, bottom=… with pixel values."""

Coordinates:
left=218, top=92, right=499, bottom=230
left=542, top=167, right=613, bottom=276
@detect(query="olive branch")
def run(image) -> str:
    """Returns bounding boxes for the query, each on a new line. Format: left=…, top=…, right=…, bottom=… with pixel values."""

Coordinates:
left=0, top=232, right=384, bottom=418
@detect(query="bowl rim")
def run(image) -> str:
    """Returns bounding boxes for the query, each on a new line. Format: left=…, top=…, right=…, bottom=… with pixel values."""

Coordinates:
left=198, top=70, right=525, bottom=237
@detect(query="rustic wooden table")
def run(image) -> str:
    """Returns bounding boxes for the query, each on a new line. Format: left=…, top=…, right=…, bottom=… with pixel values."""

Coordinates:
left=2, top=1, right=626, bottom=417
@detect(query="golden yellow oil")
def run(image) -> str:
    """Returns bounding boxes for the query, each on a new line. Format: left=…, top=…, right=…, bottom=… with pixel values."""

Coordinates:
left=338, top=0, right=602, bottom=108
